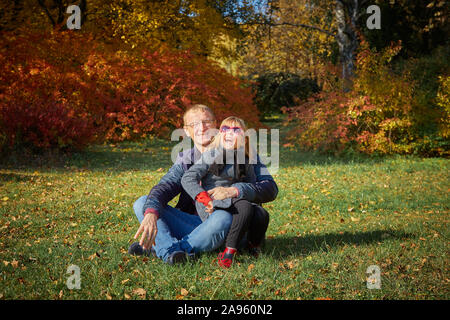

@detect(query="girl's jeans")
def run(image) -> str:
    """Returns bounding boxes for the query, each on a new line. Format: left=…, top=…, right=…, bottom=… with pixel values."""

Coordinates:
left=133, top=195, right=232, bottom=262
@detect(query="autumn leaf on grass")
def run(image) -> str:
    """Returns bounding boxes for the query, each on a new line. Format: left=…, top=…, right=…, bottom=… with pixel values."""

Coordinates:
left=180, top=288, right=189, bottom=296
left=247, top=264, right=255, bottom=272
left=132, top=288, right=146, bottom=299
left=11, top=260, right=19, bottom=268
left=87, top=252, right=100, bottom=260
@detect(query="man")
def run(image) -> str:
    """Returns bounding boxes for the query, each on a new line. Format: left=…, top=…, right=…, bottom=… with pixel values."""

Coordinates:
left=130, top=104, right=278, bottom=264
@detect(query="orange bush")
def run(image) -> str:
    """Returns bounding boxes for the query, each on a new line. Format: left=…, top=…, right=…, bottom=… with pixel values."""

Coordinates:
left=283, top=39, right=447, bottom=156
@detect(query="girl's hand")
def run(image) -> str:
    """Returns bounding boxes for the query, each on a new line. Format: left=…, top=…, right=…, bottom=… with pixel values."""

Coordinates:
left=205, top=201, right=214, bottom=214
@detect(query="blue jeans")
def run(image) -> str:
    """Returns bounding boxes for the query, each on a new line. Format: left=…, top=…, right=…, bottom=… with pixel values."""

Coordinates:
left=133, top=196, right=232, bottom=262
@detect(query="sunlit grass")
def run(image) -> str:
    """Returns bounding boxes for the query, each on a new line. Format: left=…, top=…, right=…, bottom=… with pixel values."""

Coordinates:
left=0, top=135, right=449, bottom=300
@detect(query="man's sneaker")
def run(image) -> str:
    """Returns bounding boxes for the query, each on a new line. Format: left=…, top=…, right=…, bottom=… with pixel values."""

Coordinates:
left=248, top=245, right=261, bottom=258
left=167, top=251, right=189, bottom=265
left=247, top=238, right=265, bottom=258
left=128, top=242, right=156, bottom=257
left=247, top=240, right=264, bottom=258
left=217, top=247, right=236, bottom=268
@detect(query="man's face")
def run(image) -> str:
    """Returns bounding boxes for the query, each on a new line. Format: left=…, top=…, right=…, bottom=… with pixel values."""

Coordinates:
left=184, top=110, right=217, bottom=148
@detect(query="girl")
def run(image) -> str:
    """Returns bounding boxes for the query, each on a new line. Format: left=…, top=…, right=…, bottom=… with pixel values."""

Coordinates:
left=181, top=116, right=261, bottom=268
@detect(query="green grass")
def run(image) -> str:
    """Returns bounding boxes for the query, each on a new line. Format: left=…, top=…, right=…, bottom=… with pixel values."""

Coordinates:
left=0, top=130, right=449, bottom=300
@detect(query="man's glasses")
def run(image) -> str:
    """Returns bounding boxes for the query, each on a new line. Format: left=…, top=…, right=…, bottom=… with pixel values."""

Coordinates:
left=220, top=126, right=243, bottom=134
left=185, top=120, right=215, bottom=128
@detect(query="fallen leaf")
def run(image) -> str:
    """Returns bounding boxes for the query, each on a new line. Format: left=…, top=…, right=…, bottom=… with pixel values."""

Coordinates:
left=286, top=261, right=295, bottom=269
left=350, top=217, right=360, bottom=222
left=11, top=260, right=19, bottom=268
left=180, top=288, right=189, bottom=296
left=121, top=279, right=130, bottom=285
left=87, top=253, right=98, bottom=260
left=124, top=293, right=131, bottom=299
left=247, top=264, right=255, bottom=272
left=132, top=288, right=146, bottom=299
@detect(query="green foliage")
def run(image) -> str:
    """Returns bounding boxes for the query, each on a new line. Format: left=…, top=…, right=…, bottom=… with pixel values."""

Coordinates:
left=284, top=39, right=450, bottom=157
left=253, top=73, right=320, bottom=117
left=361, top=0, right=449, bottom=57
left=436, top=75, right=450, bottom=139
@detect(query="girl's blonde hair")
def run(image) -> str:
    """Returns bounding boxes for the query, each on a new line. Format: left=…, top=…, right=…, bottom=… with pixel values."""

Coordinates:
left=209, top=116, right=253, bottom=160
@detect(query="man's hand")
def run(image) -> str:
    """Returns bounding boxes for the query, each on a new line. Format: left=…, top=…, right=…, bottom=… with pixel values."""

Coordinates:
left=207, top=186, right=238, bottom=201
left=205, top=201, right=214, bottom=214
left=134, top=213, right=158, bottom=250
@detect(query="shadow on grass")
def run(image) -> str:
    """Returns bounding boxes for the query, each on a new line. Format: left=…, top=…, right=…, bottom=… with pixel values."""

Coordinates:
left=0, top=142, right=175, bottom=173
left=264, top=229, right=414, bottom=259
left=277, top=147, right=395, bottom=169
left=0, top=172, right=34, bottom=184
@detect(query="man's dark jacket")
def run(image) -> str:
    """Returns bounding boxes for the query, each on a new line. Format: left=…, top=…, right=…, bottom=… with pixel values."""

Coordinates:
left=143, top=147, right=278, bottom=216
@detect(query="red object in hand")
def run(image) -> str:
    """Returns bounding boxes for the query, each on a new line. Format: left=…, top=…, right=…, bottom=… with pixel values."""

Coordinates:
left=195, top=191, right=213, bottom=207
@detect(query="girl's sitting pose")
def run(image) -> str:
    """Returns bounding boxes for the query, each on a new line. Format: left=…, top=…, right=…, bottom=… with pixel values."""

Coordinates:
left=181, top=116, right=263, bottom=268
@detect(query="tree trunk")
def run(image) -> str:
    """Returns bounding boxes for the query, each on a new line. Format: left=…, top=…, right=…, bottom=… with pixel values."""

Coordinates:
left=335, top=0, right=359, bottom=91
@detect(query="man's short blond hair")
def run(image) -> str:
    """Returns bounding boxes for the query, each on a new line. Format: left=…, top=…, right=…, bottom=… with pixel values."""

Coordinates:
left=183, top=104, right=216, bottom=125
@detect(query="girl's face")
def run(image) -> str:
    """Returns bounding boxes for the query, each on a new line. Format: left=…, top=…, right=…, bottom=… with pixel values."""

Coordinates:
left=220, top=123, right=244, bottom=150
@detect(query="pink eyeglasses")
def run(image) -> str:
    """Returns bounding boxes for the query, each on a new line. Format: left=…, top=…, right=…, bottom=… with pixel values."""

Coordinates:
left=220, top=126, right=243, bottom=134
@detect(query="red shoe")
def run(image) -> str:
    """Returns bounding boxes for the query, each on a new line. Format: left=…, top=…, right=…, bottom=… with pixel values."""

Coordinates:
left=217, top=247, right=236, bottom=268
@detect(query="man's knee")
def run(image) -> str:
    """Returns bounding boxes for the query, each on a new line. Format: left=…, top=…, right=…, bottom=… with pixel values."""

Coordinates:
left=209, top=210, right=232, bottom=232
left=133, top=195, right=147, bottom=222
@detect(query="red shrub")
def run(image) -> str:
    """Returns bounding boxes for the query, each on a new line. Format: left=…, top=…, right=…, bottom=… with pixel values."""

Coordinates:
left=0, top=29, right=260, bottom=151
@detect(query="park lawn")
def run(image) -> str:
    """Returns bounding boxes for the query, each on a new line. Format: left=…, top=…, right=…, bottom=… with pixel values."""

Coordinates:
left=0, top=133, right=449, bottom=300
